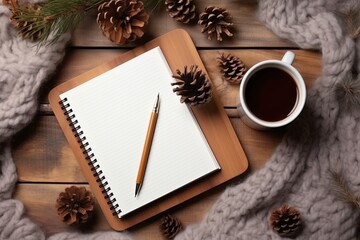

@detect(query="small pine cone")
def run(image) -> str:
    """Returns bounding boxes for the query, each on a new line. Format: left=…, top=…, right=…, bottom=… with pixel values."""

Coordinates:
left=56, top=186, right=95, bottom=225
left=97, top=0, right=149, bottom=45
left=165, top=0, right=196, bottom=24
left=217, top=53, right=246, bottom=84
left=9, top=1, right=45, bottom=41
left=198, top=6, right=233, bottom=41
left=171, top=65, right=212, bottom=106
left=269, top=204, right=302, bottom=238
left=159, top=214, right=183, bottom=239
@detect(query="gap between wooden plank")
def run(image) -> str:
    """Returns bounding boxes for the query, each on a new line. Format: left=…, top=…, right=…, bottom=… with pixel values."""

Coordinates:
left=39, top=103, right=240, bottom=117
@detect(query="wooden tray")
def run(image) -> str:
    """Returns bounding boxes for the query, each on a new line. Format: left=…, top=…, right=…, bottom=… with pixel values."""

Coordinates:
left=49, top=29, right=248, bottom=231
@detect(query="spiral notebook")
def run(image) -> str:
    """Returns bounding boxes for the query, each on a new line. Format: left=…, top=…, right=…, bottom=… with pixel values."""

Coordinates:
left=57, top=47, right=220, bottom=218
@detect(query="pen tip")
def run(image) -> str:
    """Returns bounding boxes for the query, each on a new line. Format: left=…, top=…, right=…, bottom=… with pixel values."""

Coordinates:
left=135, top=183, right=141, bottom=197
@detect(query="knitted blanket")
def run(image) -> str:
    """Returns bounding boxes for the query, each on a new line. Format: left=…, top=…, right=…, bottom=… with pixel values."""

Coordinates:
left=0, top=0, right=359, bottom=239
left=177, top=0, right=360, bottom=239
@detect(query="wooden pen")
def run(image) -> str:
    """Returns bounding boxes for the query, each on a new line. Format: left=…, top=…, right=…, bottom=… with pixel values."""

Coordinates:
left=135, top=93, right=160, bottom=197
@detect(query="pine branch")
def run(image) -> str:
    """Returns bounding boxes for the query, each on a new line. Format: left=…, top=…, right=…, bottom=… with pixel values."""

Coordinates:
left=9, top=0, right=163, bottom=46
left=10, top=0, right=104, bottom=46
left=329, top=169, right=360, bottom=209
left=335, top=0, right=360, bottom=39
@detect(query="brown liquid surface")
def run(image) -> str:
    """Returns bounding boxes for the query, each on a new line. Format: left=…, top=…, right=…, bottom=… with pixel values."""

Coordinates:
left=244, top=67, right=298, bottom=122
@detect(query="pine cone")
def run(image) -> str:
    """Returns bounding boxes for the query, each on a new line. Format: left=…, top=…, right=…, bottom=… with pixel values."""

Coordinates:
left=198, top=6, right=233, bottom=41
left=171, top=65, right=212, bottom=106
left=217, top=52, right=246, bottom=84
left=56, top=186, right=95, bottom=225
left=269, top=204, right=302, bottom=238
left=9, top=1, right=45, bottom=41
left=165, top=0, right=196, bottom=24
left=159, top=214, right=183, bottom=239
left=97, top=0, right=149, bottom=45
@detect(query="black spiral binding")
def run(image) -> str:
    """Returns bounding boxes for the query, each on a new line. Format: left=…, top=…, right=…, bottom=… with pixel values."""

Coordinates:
left=59, top=98, right=122, bottom=216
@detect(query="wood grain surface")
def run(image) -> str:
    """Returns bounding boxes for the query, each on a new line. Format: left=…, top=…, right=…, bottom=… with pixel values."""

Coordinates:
left=12, top=0, right=322, bottom=238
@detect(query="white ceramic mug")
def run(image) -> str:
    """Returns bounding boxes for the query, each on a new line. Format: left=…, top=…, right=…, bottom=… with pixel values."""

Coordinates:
left=236, top=51, right=306, bottom=130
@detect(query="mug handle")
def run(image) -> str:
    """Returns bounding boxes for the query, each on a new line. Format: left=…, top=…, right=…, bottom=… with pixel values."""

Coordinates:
left=282, top=51, right=295, bottom=65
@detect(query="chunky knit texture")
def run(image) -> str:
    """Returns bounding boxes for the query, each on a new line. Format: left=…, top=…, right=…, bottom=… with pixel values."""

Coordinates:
left=176, top=0, right=360, bottom=239
left=0, top=0, right=359, bottom=239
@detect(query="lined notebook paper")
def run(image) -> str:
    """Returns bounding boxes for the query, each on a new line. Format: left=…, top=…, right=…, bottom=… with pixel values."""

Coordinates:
left=59, top=47, right=220, bottom=218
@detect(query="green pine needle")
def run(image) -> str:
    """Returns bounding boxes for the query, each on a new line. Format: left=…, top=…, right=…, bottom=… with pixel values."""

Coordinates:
left=143, top=0, right=164, bottom=14
left=13, top=0, right=104, bottom=46
left=12, top=0, right=164, bottom=46
left=329, top=169, right=360, bottom=209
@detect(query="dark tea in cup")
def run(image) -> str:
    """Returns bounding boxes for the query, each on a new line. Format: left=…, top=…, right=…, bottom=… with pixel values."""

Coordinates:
left=244, top=67, right=298, bottom=122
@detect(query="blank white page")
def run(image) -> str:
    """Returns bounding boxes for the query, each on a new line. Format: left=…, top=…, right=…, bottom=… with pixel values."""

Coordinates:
left=59, top=47, right=220, bottom=218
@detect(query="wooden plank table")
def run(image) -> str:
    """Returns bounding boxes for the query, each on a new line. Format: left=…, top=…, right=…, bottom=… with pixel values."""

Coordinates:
left=12, top=0, right=322, bottom=239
